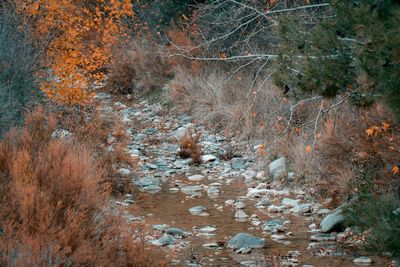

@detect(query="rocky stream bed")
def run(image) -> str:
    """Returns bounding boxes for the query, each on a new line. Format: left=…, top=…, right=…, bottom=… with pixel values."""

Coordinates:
left=93, top=92, right=391, bottom=267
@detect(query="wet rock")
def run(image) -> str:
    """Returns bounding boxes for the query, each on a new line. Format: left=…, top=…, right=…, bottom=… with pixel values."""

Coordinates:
left=268, top=157, right=286, bottom=181
left=166, top=227, right=190, bottom=237
left=231, top=158, right=246, bottom=170
left=282, top=198, right=299, bottom=207
left=353, top=256, right=372, bottom=265
left=320, top=209, right=346, bottom=233
left=310, top=233, right=337, bottom=242
left=151, top=234, right=175, bottom=246
left=189, top=206, right=208, bottom=216
left=202, top=154, right=217, bottom=162
left=187, top=174, right=205, bottom=181
left=227, top=233, right=266, bottom=250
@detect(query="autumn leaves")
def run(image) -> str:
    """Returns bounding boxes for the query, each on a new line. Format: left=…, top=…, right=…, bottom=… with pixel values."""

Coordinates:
left=19, top=0, right=133, bottom=105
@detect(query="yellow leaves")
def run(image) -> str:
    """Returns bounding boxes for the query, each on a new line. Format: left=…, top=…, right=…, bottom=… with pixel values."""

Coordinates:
left=392, top=166, right=399, bottom=175
left=22, top=0, right=134, bottom=105
left=366, top=122, right=390, bottom=137
left=366, top=128, right=375, bottom=136
left=257, top=144, right=267, bottom=156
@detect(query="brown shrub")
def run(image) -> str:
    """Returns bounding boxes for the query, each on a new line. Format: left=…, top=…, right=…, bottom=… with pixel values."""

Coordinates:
left=0, top=108, right=160, bottom=266
left=106, top=40, right=171, bottom=96
left=178, top=129, right=203, bottom=164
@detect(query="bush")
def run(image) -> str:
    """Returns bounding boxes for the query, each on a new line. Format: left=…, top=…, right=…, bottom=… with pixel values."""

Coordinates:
left=106, top=40, right=170, bottom=98
left=276, top=0, right=400, bottom=117
left=0, top=108, right=159, bottom=266
left=345, top=193, right=400, bottom=259
left=0, top=4, right=42, bottom=137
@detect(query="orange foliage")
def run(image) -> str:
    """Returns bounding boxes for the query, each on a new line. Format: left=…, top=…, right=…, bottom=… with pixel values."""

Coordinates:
left=17, top=0, right=134, bottom=105
left=0, top=107, right=161, bottom=266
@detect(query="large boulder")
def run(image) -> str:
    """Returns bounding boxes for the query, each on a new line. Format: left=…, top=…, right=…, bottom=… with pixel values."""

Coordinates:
left=320, top=209, right=347, bottom=233
left=227, top=233, right=266, bottom=250
left=268, top=157, right=287, bottom=181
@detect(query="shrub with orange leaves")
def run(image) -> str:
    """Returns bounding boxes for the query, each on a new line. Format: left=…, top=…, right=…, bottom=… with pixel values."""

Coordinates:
left=178, top=129, right=203, bottom=164
left=17, top=0, right=134, bottom=105
left=0, top=107, right=161, bottom=266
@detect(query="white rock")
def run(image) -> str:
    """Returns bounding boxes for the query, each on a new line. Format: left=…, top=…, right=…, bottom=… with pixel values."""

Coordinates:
left=246, top=189, right=267, bottom=198
left=268, top=157, right=287, bottom=181
left=187, top=174, right=205, bottom=181
left=202, top=155, right=217, bottom=162
left=234, top=202, right=246, bottom=209
left=282, top=198, right=299, bottom=208
left=242, top=170, right=256, bottom=180
left=353, top=256, right=372, bottom=264
left=235, top=210, right=249, bottom=219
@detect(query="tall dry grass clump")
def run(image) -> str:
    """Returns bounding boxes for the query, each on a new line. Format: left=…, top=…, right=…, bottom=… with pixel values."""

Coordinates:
left=0, top=107, right=160, bottom=266
left=164, top=67, right=288, bottom=140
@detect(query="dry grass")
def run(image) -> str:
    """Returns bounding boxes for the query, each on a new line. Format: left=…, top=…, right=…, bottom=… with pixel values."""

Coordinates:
left=178, top=129, right=203, bottom=164
left=0, top=107, right=161, bottom=266
left=164, top=65, right=400, bottom=204
left=106, top=40, right=170, bottom=97
left=164, top=67, right=288, bottom=141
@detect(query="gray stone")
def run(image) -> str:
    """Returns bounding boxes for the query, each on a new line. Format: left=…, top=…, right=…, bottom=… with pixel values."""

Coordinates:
left=181, top=185, right=203, bottom=195
left=235, top=210, right=249, bottom=219
left=199, top=226, right=217, bottom=233
left=353, top=256, right=372, bottom=265
left=310, top=233, right=337, bottom=242
left=243, top=170, right=256, bottom=180
left=262, top=220, right=283, bottom=232
left=227, top=233, right=266, bottom=250
left=187, top=174, right=205, bottom=181
left=282, top=198, right=299, bottom=207
left=151, top=234, right=175, bottom=246
left=94, top=92, right=111, bottom=100
left=268, top=157, right=286, bottom=181
left=234, top=202, right=246, bottom=209
left=165, top=227, right=189, bottom=237
left=141, top=185, right=161, bottom=193
left=51, top=129, right=72, bottom=139
left=256, top=195, right=272, bottom=207
left=117, top=168, right=131, bottom=176
left=189, top=206, right=208, bottom=216
left=320, top=209, right=346, bottom=233
left=202, top=154, right=216, bottom=162
left=231, top=158, right=246, bottom=170
left=202, top=242, right=220, bottom=248
left=207, top=186, right=219, bottom=198
left=290, top=203, right=312, bottom=214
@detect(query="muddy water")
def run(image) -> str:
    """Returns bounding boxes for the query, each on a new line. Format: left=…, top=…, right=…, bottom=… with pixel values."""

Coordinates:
left=131, top=176, right=389, bottom=267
